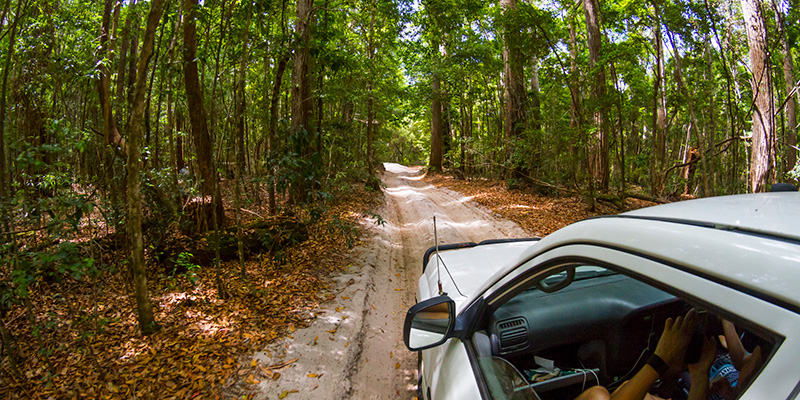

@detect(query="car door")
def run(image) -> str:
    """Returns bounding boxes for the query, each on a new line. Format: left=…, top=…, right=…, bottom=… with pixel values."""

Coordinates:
left=473, top=243, right=800, bottom=399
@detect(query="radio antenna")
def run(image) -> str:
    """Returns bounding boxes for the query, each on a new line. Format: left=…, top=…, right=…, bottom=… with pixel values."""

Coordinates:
left=434, top=216, right=443, bottom=295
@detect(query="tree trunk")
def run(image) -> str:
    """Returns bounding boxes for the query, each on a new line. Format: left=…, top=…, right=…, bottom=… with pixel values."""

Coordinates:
left=183, top=0, right=220, bottom=217
left=234, top=10, right=250, bottom=280
left=459, top=102, right=465, bottom=173
left=208, top=0, right=230, bottom=162
left=707, top=0, right=741, bottom=192
left=97, top=0, right=128, bottom=157
left=115, top=0, right=136, bottom=123
left=126, top=4, right=141, bottom=118
left=442, top=95, right=452, bottom=167
left=290, top=0, right=314, bottom=203
left=501, top=0, right=527, bottom=176
left=703, top=36, right=715, bottom=196
left=268, top=56, right=288, bottom=215
left=568, top=7, right=581, bottom=185
left=165, top=0, right=182, bottom=212
left=126, top=0, right=166, bottom=335
left=741, top=0, right=777, bottom=192
left=366, top=10, right=375, bottom=173
left=176, top=109, right=185, bottom=171
left=772, top=0, right=797, bottom=178
left=666, top=30, right=702, bottom=195
left=610, top=61, right=626, bottom=206
left=530, top=56, right=542, bottom=132
left=651, top=1, right=667, bottom=196
left=0, top=0, right=23, bottom=199
left=430, top=72, right=444, bottom=171
left=583, top=0, right=610, bottom=191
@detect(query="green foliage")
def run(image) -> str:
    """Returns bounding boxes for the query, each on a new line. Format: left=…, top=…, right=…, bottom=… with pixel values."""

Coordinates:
left=788, top=161, right=800, bottom=182
left=362, top=212, right=387, bottom=226
left=174, top=252, right=201, bottom=287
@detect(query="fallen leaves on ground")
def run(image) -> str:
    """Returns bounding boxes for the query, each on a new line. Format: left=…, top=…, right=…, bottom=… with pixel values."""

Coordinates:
left=0, top=183, right=382, bottom=399
left=424, top=173, right=655, bottom=235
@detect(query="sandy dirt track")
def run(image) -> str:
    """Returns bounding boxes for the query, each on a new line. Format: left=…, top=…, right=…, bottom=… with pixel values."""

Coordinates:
left=248, top=163, right=528, bottom=399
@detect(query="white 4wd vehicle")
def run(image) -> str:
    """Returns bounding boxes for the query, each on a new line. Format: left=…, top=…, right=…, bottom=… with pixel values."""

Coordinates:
left=403, top=193, right=800, bottom=400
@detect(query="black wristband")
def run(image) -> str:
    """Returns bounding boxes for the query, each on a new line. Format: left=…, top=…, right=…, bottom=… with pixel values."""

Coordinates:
left=646, top=353, right=668, bottom=377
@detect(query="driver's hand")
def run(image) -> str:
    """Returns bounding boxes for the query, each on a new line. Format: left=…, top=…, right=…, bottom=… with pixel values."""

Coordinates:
left=688, top=336, right=716, bottom=378
left=654, top=309, right=698, bottom=368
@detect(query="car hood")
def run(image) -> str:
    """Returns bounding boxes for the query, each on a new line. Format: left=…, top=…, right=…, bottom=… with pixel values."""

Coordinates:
left=421, top=241, right=539, bottom=309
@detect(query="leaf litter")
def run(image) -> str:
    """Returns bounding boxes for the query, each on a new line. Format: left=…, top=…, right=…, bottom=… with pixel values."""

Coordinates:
left=424, top=173, right=655, bottom=236
left=0, top=184, right=382, bottom=399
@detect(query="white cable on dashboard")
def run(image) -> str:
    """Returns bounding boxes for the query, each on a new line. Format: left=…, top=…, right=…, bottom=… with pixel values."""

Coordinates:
left=578, top=360, right=600, bottom=391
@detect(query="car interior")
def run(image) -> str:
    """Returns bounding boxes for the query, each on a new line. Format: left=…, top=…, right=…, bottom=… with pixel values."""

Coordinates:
left=470, top=264, right=774, bottom=400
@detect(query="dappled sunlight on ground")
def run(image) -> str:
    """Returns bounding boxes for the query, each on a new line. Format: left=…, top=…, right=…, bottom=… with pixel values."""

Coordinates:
left=499, top=204, right=538, bottom=210
left=1, top=182, right=384, bottom=399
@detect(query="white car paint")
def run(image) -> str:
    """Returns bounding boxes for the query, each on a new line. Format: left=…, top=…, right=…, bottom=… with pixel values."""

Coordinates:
left=412, top=193, right=800, bottom=400
left=422, top=241, right=538, bottom=310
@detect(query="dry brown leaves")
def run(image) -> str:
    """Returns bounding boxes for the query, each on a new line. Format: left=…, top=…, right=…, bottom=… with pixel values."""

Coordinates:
left=0, top=184, right=382, bottom=399
left=424, top=173, right=655, bottom=236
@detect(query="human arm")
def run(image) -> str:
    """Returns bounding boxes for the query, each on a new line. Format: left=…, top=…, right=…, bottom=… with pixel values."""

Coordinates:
left=737, top=345, right=762, bottom=391
left=722, top=319, right=746, bottom=369
left=686, top=336, right=716, bottom=400
left=609, top=309, right=698, bottom=400
left=722, top=319, right=763, bottom=392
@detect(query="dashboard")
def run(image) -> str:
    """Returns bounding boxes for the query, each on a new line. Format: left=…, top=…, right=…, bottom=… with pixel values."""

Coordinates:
left=488, top=274, right=683, bottom=386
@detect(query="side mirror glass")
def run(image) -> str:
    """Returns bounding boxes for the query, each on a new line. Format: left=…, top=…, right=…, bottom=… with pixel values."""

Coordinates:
left=403, top=296, right=456, bottom=351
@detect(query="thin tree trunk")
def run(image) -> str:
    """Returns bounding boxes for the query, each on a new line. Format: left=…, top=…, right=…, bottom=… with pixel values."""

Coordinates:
left=165, top=0, right=182, bottom=208
left=234, top=11, right=250, bottom=280
left=666, top=30, right=702, bottom=194
left=703, top=36, right=715, bottom=196
left=116, top=0, right=136, bottom=123
left=127, top=0, right=166, bottom=335
left=705, top=0, right=740, bottom=192
left=0, top=0, right=23, bottom=199
left=268, top=56, right=288, bottom=215
left=126, top=4, right=141, bottom=117
left=651, top=1, right=667, bottom=196
left=209, top=0, right=230, bottom=158
left=530, top=56, right=541, bottom=132
left=568, top=6, right=581, bottom=186
left=583, top=0, right=610, bottom=191
left=144, top=8, right=167, bottom=168
left=772, top=0, right=797, bottom=178
left=611, top=61, right=626, bottom=207
left=97, top=0, right=127, bottom=156
left=501, top=0, right=527, bottom=177
left=430, top=72, right=443, bottom=171
left=366, top=10, right=375, bottom=173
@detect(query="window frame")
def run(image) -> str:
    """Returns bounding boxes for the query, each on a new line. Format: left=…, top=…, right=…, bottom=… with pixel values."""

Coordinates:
left=467, top=243, right=791, bottom=400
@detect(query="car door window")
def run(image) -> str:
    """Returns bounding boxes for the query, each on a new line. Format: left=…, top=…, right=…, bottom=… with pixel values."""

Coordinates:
left=472, top=259, right=778, bottom=400
left=478, top=356, right=540, bottom=400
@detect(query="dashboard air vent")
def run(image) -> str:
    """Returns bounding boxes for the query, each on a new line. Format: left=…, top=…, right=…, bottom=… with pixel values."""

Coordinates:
left=497, top=318, right=529, bottom=352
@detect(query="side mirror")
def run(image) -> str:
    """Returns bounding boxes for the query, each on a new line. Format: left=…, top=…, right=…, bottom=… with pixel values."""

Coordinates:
left=403, top=296, right=456, bottom=351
